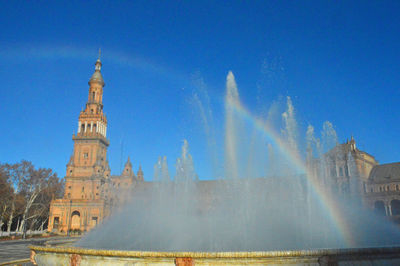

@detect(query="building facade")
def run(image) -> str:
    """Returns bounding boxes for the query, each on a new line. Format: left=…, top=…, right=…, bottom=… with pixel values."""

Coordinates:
left=47, top=57, right=143, bottom=234
left=319, top=138, right=400, bottom=224
left=363, top=162, right=400, bottom=222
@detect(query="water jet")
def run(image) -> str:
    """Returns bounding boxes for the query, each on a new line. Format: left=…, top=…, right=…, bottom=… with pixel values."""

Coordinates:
left=31, top=72, right=400, bottom=265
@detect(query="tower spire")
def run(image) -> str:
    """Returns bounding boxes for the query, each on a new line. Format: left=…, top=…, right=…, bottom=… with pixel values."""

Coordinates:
left=90, top=51, right=104, bottom=85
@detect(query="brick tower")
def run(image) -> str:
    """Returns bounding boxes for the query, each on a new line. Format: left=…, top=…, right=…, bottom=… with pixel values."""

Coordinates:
left=48, top=53, right=113, bottom=233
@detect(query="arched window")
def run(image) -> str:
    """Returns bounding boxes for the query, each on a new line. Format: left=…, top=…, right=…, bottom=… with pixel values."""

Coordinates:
left=396, top=184, right=399, bottom=191
left=374, top=201, right=386, bottom=216
left=339, top=167, right=343, bottom=177
left=71, top=211, right=81, bottom=229
left=391, top=200, right=400, bottom=216
left=92, top=92, right=95, bottom=101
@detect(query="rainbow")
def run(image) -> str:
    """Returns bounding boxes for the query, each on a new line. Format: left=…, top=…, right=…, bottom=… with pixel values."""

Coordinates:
left=0, top=45, right=189, bottom=84
left=228, top=98, right=355, bottom=247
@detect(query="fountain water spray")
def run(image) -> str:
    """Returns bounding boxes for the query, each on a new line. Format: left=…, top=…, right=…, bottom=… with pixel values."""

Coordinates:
left=76, top=71, right=400, bottom=252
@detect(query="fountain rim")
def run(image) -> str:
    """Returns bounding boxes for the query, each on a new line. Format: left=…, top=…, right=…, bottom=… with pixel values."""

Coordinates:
left=29, top=245, right=400, bottom=259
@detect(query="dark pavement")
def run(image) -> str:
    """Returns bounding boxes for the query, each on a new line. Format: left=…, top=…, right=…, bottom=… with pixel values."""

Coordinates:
left=0, top=236, right=77, bottom=265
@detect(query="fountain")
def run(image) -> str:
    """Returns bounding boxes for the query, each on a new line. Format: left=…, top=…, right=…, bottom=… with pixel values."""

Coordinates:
left=30, top=72, right=400, bottom=265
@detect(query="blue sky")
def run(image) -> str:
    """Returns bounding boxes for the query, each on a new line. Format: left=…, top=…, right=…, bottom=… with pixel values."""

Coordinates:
left=0, top=1, right=399, bottom=180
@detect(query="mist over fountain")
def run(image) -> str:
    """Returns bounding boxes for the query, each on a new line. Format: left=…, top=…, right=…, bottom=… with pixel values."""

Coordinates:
left=73, top=71, right=400, bottom=253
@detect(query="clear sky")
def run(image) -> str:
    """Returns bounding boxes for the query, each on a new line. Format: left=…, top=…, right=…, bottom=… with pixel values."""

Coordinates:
left=0, top=1, right=399, bottom=181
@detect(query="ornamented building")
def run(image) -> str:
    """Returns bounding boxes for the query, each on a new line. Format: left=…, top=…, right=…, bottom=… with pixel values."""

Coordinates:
left=47, top=56, right=143, bottom=234
left=363, top=162, right=400, bottom=222
left=307, top=136, right=379, bottom=200
left=315, top=137, right=400, bottom=224
left=325, top=136, right=378, bottom=196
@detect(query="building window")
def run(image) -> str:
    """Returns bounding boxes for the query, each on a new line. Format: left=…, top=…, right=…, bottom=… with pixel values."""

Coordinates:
left=370, top=188, right=373, bottom=193
left=53, top=217, right=60, bottom=230
left=339, top=167, right=343, bottom=177
left=91, top=217, right=98, bottom=226
left=84, top=153, right=88, bottom=159
left=396, top=185, right=399, bottom=191
left=68, top=193, right=71, bottom=198
left=68, top=186, right=71, bottom=189
left=82, top=187, right=85, bottom=192
left=387, top=185, right=390, bottom=191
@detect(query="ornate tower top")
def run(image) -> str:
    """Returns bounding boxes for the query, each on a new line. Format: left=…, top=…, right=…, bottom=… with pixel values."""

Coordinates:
left=350, top=135, right=356, bottom=151
left=89, top=49, right=105, bottom=86
left=122, top=157, right=134, bottom=177
left=137, top=165, right=144, bottom=181
left=68, top=55, right=109, bottom=180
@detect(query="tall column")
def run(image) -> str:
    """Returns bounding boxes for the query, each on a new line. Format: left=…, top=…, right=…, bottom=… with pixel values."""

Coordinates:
left=91, top=122, right=94, bottom=132
left=105, top=125, right=107, bottom=137
left=78, top=122, right=81, bottom=133
left=385, top=205, right=389, bottom=216
left=389, top=204, right=393, bottom=216
left=85, top=122, right=88, bottom=133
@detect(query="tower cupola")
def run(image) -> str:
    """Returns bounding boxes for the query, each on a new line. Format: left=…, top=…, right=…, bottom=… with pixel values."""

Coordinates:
left=89, top=49, right=105, bottom=86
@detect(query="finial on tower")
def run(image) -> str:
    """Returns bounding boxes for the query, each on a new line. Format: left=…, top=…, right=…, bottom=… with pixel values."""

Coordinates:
left=95, top=50, right=102, bottom=71
left=125, top=156, right=132, bottom=167
left=137, top=164, right=144, bottom=181
left=89, top=50, right=105, bottom=86
left=349, top=135, right=356, bottom=151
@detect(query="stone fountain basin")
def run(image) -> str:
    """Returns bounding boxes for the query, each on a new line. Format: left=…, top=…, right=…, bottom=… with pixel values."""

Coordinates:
left=29, top=245, right=400, bottom=265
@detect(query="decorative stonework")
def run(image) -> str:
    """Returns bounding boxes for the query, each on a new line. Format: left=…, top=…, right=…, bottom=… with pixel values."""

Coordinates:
left=47, top=57, right=143, bottom=235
